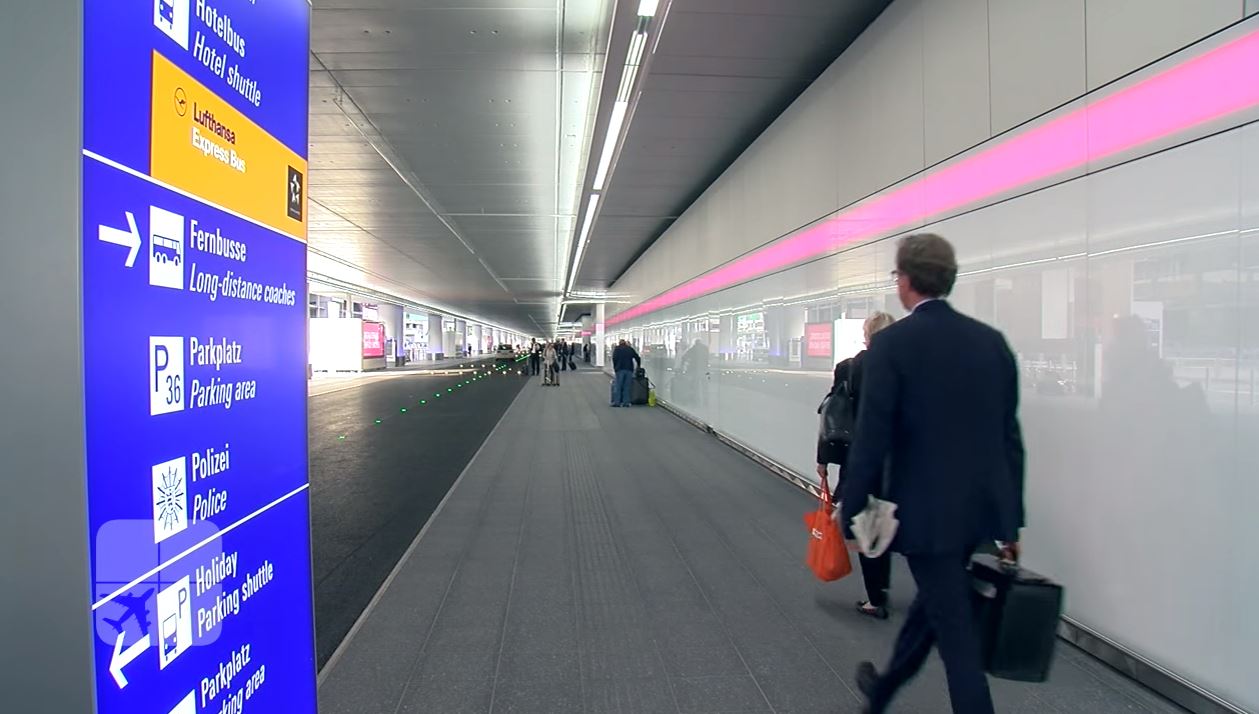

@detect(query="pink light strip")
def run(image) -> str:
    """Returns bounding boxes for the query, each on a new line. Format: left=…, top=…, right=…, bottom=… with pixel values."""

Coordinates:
left=608, top=27, right=1259, bottom=326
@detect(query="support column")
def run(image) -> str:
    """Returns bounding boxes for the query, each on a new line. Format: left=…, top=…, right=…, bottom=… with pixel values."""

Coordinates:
left=379, top=303, right=404, bottom=365
left=1, top=3, right=92, bottom=708
left=595, top=303, right=607, bottom=368
left=427, top=314, right=445, bottom=359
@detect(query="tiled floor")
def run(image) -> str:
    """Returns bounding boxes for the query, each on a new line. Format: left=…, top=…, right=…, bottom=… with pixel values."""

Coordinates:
left=318, top=370, right=1184, bottom=713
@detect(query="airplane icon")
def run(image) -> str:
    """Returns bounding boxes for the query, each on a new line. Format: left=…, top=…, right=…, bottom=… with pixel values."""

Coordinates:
left=102, top=588, right=155, bottom=636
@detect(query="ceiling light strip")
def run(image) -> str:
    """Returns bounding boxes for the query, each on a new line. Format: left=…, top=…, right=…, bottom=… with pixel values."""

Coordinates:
left=607, top=25, right=1259, bottom=327
left=592, top=101, right=629, bottom=191
left=567, top=194, right=602, bottom=291
left=567, top=6, right=666, bottom=303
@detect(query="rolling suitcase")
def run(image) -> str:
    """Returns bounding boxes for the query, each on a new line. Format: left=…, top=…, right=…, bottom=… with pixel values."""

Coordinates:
left=630, top=370, right=650, bottom=405
left=969, top=553, right=1063, bottom=682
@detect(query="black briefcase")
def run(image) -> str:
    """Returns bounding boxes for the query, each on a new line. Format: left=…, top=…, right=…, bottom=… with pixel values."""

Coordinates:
left=970, top=553, right=1064, bottom=682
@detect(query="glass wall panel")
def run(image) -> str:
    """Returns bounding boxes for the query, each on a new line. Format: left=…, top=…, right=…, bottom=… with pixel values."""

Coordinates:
left=608, top=123, right=1256, bottom=708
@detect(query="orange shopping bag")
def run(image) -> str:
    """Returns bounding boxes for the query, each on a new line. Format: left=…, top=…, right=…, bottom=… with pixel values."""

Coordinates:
left=803, top=478, right=852, bottom=582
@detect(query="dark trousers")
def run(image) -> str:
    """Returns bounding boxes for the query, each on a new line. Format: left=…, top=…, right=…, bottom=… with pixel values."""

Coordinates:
left=529, top=355, right=540, bottom=375
left=859, top=552, right=891, bottom=608
left=870, top=552, right=992, bottom=714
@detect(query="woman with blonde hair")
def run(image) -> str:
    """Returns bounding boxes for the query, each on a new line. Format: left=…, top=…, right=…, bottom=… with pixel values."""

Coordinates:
left=816, top=310, right=896, bottom=618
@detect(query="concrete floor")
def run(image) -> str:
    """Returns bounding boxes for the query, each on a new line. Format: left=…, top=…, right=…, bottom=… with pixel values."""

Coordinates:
left=309, top=358, right=530, bottom=666
left=316, top=370, right=1183, bottom=713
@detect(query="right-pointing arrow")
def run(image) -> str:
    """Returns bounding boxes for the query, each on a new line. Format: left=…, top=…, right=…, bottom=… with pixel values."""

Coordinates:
left=98, top=210, right=141, bottom=268
left=109, top=631, right=150, bottom=689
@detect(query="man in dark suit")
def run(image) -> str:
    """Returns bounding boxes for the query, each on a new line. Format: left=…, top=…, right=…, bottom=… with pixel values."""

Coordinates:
left=841, top=233, right=1025, bottom=714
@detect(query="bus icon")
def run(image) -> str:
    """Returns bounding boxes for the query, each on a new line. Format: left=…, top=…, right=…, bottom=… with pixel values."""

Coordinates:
left=149, top=206, right=184, bottom=290
left=153, top=0, right=189, bottom=50
left=152, top=234, right=181, bottom=265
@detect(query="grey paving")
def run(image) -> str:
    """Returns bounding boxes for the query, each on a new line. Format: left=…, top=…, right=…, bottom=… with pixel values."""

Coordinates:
left=318, top=370, right=1184, bottom=713
left=309, top=358, right=530, bottom=666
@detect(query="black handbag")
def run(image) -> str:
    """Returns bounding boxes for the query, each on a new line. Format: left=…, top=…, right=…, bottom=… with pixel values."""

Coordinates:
left=819, top=379, right=856, bottom=444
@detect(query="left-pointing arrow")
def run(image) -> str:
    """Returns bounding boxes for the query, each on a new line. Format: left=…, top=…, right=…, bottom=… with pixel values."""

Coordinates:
left=98, top=211, right=141, bottom=268
left=109, top=631, right=150, bottom=689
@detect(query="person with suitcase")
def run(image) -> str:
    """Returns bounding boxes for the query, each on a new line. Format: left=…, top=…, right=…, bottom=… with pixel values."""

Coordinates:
left=610, top=339, right=641, bottom=407
left=542, top=342, right=559, bottom=386
left=841, top=234, right=1025, bottom=714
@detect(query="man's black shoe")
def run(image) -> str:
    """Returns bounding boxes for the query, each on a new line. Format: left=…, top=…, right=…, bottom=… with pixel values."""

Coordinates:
left=856, top=661, right=883, bottom=713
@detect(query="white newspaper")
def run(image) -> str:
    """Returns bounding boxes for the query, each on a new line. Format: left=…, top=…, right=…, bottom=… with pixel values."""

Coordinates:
left=847, top=495, right=899, bottom=558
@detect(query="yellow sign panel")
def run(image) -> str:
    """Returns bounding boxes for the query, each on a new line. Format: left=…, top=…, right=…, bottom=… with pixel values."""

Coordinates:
left=150, top=51, right=307, bottom=240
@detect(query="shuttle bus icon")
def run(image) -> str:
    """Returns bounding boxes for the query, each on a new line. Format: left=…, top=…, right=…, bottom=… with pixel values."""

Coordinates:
left=161, top=584, right=188, bottom=658
left=153, top=0, right=189, bottom=50
left=162, top=612, right=179, bottom=657
left=156, top=576, right=192, bottom=668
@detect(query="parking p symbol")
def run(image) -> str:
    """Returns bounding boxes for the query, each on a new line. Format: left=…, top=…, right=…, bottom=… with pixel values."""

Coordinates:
left=149, top=337, right=184, bottom=415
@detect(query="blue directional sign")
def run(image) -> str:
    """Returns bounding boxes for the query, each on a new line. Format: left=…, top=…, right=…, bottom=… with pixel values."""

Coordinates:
left=82, top=1, right=314, bottom=712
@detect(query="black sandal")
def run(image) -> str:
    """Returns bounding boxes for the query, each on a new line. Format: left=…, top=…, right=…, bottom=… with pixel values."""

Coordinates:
left=856, top=600, right=889, bottom=620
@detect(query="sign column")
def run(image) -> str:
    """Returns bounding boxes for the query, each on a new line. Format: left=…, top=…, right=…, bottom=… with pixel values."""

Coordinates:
left=80, top=2, right=316, bottom=713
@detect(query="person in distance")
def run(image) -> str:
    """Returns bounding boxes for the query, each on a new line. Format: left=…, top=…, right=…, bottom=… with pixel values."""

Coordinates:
left=816, top=311, right=896, bottom=619
left=841, top=233, right=1025, bottom=714
left=542, top=341, right=559, bottom=386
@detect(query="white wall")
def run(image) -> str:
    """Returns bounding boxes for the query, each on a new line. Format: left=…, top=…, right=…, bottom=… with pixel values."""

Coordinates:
left=309, top=318, right=364, bottom=372
left=609, top=3, right=1256, bottom=709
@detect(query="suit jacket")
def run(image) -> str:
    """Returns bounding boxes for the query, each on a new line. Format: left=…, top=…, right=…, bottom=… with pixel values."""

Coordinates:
left=841, top=301, right=1025, bottom=555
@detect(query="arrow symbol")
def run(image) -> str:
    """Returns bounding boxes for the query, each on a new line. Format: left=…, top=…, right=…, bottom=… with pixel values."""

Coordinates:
left=98, top=211, right=141, bottom=268
left=109, top=631, right=150, bottom=689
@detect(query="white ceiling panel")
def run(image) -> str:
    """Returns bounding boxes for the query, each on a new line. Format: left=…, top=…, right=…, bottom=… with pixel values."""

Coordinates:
left=309, top=0, right=890, bottom=332
left=309, top=0, right=613, bottom=334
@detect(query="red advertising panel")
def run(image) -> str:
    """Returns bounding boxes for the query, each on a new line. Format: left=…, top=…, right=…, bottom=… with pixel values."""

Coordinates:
left=362, top=320, right=386, bottom=358
left=804, top=322, right=833, bottom=358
